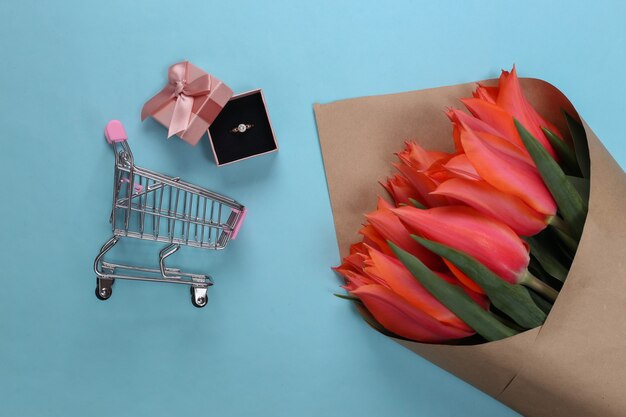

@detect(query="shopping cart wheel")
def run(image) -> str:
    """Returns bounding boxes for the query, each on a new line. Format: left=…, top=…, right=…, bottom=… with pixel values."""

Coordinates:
left=95, top=286, right=112, bottom=301
left=95, top=277, right=114, bottom=301
left=190, top=286, right=208, bottom=308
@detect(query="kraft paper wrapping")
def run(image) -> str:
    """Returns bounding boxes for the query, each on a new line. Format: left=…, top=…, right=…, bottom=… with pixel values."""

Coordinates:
left=314, top=78, right=626, bottom=417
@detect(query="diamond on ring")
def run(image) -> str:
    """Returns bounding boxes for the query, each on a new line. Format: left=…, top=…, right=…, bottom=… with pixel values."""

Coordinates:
left=231, top=123, right=255, bottom=134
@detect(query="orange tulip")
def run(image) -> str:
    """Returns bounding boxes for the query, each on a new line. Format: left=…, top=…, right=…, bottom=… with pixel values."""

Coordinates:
left=460, top=97, right=530, bottom=153
left=335, top=245, right=479, bottom=342
left=396, top=141, right=450, bottom=171
left=472, top=83, right=498, bottom=104
left=389, top=142, right=455, bottom=208
left=363, top=247, right=471, bottom=329
left=351, top=285, right=475, bottom=342
left=394, top=163, right=450, bottom=207
left=458, top=120, right=557, bottom=217
left=495, top=67, right=564, bottom=145
left=448, top=108, right=533, bottom=165
left=365, top=197, right=444, bottom=270
left=381, top=174, right=419, bottom=206
left=461, top=67, right=565, bottom=159
left=442, top=154, right=480, bottom=180
left=432, top=178, right=549, bottom=236
left=392, top=205, right=531, bottom=285
left=359, top=224, right=395, bottom=257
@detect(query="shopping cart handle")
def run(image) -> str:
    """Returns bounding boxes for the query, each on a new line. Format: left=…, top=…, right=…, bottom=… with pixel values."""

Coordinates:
left=230, top=207, right=247, bottom=240
left=105, top=120, right=128, bottom=144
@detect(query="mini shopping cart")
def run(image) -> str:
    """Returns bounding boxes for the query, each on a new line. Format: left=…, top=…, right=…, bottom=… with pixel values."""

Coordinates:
left=94, top=120, right=246, bottom=308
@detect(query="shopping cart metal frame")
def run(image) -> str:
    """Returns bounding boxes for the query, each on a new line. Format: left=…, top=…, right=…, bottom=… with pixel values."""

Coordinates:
left=94, top=120, right=246, bottom=307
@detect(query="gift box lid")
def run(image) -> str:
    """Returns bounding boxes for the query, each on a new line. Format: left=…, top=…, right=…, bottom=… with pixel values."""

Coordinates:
left=141, top=61, right=233, bottom=146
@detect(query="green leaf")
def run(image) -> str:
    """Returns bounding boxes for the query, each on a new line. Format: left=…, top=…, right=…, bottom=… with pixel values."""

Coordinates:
left=515, top=119, right=588, bottom=240
left=408, top=198, right=426, bottom=209
left=334, top=293, right=361, bottom=302
left=529, top=256, right=556, bottom=285
left=564, top=111, right=590, bottom=179
left=528, top=289, right=553, bottom=315
left=524, top=234, right=569, bottom=282
left=388, top=241, right=518, bottom=341
left=412, top=236, right=547, bottom=329
left=566, top=175, right=590, bottom=203
left=542, top=127, right=580, bottom=176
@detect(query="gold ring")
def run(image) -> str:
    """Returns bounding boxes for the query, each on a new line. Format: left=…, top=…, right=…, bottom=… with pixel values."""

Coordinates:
left=231, top=123, right=254, bottom=134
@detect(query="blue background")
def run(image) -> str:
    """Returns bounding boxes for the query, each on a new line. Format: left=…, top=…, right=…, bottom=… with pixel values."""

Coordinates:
left=1, top=1, right=624, bottom=416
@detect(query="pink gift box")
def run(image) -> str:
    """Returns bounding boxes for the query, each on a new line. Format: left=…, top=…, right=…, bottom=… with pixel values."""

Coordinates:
left=141, top=61, right=233, bottom=146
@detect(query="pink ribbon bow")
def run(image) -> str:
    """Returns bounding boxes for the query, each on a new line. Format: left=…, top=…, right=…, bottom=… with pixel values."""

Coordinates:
left=141, top=61, right=212, bottom=138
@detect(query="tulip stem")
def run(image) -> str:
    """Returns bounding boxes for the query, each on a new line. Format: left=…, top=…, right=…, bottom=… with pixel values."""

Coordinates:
left=550, top=224, right=579, bottom=254
left=550, top=215, right=572, bottom=237
left=523, top=273, right=558, bottom=302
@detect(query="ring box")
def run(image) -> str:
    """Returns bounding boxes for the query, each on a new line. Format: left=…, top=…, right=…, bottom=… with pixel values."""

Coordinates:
left=207, top=89, right=279, bottom=166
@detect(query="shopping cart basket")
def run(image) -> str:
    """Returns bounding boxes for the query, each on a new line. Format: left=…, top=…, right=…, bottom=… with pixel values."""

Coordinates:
left=94, top=120, right=246, bottom=307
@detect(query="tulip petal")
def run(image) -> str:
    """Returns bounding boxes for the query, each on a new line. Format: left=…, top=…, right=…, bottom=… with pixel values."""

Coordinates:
left=395, top=163, right=449, bottom=207
left=364, top=247, right=470, bottom=330
left=392, top=205, right=530, bottom=284
left=496, top=67, right=561, bottom=157
left=381, top=174, right=420, bottom=206
left=432, top=178, right=549, bottom=236
left=359, top=224, right=394, bottom=256
left=411, top=236, right=547, bottom=330
left=460, top=97, right=525, bottom=149
left=397, top=142, right=450, bottom=171
left=388, top=242, right=519, bottom=341
left=351, top=285, right=475, bottom=342
left=365, top=198, right=444, bottom=270
left=472, top=83, right=498, bottom=104
left=443, top=154, right=481, bottom=180
left=460, top=123, right=557, bottom=216
left=447, top=107, right=505, bottom=140
left=472, top=130, right=533, bottom=166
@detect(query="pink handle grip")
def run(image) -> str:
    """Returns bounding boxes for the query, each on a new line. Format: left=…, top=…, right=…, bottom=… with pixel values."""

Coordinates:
left=120, top=178, right=144, bottom=194
left=230, top=207, right=247, bottom=240
left=105, top=120, right=128, bottom=144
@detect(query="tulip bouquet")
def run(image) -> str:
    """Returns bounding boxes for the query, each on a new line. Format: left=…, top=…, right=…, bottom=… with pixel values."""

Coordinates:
left=316, top=67, right=626, bottom=416
left=334, top=67, right=590, bottom=343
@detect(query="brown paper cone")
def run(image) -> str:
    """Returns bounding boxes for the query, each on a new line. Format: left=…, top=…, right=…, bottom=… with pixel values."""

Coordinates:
left=314, top=78, right=626, bottom=417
